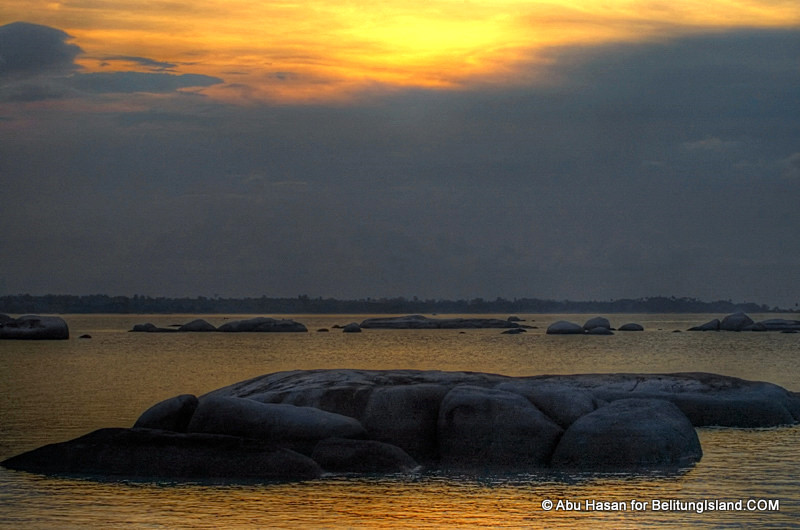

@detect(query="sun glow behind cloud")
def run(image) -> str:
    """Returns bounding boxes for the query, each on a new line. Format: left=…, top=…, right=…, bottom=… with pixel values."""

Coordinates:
left=5, top=0, right=800, bottom=102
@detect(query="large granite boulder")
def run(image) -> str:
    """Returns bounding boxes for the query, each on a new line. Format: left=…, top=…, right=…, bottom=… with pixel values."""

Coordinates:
left=205, top=369, right=506, bottom=416
left=361, top=384, right=449, bottom=461
left=583, top=316, right=611, bottom=331
left=551, top=399, right=702, bottom=470
left=756, top=319, right=800, bottom=332
left=546, top=321, right=584, bottom=334
left=543, top=372, right=800, bottom=428
left=208, top=369, right=800, bottom=430
left=217, top=317, right=307, bottom=332
left=129, top=322, right=176, bottom=332
left=178, top=319, right=216, bottom=332
left=720, top=312, right=754, bottom=331
left=359, top=315, right=520, bottom=329
left=342, top=322, right=362, bottom=333
left=133, top=394, right=199, bottom=432
left=494, top=381, right=603, bottom=429
left=690, top=315, right=800, bottom=332
left=0, top=315, right=69, bottom=340
left=186, top=396, right=366, bottom=448
left=688, top=318, right=720, bottom=331
left=1, top=428, right=321, bottom=480
left=437, top=385, right=563, bottom=469
left=242, top=378, right=375, bottom=421
left=311, top=437, right=418, bottom=473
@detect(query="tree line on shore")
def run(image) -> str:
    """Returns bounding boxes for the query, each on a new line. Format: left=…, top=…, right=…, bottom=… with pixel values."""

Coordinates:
left=0, top=294, right=789, bottom=315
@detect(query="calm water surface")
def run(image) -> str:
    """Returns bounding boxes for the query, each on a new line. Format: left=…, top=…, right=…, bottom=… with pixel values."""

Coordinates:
left=1, top=313, right=799, bottom=528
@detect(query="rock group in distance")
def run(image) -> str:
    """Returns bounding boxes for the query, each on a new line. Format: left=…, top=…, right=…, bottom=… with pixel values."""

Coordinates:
left=545, top=312, right=800, bottom=335
left=130, top=317, right=308, bottom=333
left=688, top=312, right=800, bottom=332
left=359, top=315, right=524, bottom=329
left=4, top=369, right=800, bottom=483
left=128, top=315, right=536, bottom=334
left=546, top=316, right=643, bottom=335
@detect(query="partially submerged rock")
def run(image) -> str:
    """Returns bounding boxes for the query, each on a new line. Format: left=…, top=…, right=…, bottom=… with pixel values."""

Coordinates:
left=720, top=312, right=754, bottom=331
left=134, top=394, right=198, bottom=432
left=311, top=438, right=418, bottom=473
left=438, top=385, right=563, bottom=469
left=583, top=316, right=612, bottom=331
left=619, top=323, right=644, bottom=331
left=688, top=313, right=800, bottom=332
left=129, top=323, right=176, bottom=333
left=551, top=399, right=702, bottom=470
left=544, top=372, right=800, bottom=428
left=0, top=315, right=69, bottom=340
left=178, top=319, right=216, bottom=332
left=689, top=319, right=720, bottom=331
left=546, top=321, right=584, bottom=334
left=208, top=369, right=800, bottom=430
left=187, top=396, right=366, bottom=447
left=359, top=315, right=520, bottom=329
left=753, top=319, right=800, bottom=332
left=1, top=428, right=322, bottom=481
left=130, top=317, right=307, bottom=333
left=5, top=369, right=799, bottom=482
left=217, top=317, right=307, bottom=333
left=361, top=383, right=448, bottom=461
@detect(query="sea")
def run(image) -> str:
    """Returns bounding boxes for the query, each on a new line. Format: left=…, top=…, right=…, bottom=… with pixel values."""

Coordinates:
left=1, top=313, right=799, bottom=528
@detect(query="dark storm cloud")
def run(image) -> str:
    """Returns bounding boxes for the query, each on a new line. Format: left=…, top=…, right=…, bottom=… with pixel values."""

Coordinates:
left=0, top=22, right=82, bottom=76
left=1, top=28, right=798, bottom=306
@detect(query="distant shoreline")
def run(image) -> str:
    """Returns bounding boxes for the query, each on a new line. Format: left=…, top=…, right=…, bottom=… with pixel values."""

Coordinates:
left=1, top=294, right=794, bottom=315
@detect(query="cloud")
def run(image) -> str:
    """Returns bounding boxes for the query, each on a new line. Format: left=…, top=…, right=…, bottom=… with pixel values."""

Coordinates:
left=782, top=153, right=800, bottom=180
left=0, top=22, right=82, bottom=77
left=1, top=28, right=798, bottom=305
left=0, top=22, right=222, bottom=101
left=682, top=137, right=740, bottom=151
left=101, top=56, right=178, bottom=71
left=69, top=72, right=223, bottom=94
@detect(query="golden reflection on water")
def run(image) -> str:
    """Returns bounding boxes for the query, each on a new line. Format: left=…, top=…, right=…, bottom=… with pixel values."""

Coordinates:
left=3, top=427, right=799, bottom=529
left=1, top=314, right=799, bottom=527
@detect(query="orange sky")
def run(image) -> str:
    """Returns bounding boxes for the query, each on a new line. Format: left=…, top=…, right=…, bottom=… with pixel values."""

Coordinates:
left=4, top=0, right=800, bottom=101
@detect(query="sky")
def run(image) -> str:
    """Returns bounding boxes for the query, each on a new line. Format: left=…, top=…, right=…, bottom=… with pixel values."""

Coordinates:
left=1, top=2, right=799, bottom=308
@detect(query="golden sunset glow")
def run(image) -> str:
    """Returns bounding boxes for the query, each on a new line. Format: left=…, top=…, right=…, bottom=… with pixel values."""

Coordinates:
left=5, top=0, right=800, bottom=101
